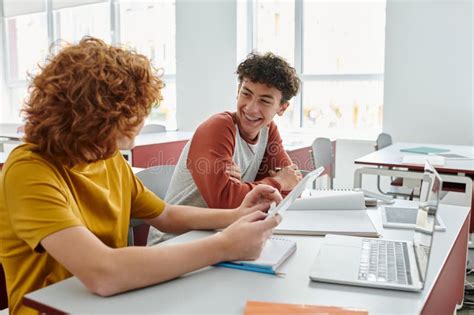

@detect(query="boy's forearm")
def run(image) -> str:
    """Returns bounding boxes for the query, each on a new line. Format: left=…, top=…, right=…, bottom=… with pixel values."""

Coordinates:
left=147, top=204, right=238, bottom=233
left=94, top=233, right=227, bottom=296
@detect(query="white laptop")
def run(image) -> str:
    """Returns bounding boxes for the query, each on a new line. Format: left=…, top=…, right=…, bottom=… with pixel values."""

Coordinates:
left=309, top=161, right=441, bottom=292
left=266, top=166, right=325, bottom=218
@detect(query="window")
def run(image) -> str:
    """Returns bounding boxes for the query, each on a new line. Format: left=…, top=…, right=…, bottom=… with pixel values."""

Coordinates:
left=243, top=0, right=386, bottom=139
left=1, top=0, right=176, bottom=128
left=117, top=0, right=176, bottom=129
left=4, top=13, right=48, bottom=84
left=53, top=2, right=111, bottom=44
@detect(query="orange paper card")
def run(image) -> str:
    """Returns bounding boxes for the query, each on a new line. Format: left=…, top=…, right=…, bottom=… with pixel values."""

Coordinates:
left=244, top=300, right=368, bottom=315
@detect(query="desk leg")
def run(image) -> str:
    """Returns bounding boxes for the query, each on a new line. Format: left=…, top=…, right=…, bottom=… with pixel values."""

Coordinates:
left=422, top=212, right=470, bottom=314
left=470, top=185, right=474, bottom=233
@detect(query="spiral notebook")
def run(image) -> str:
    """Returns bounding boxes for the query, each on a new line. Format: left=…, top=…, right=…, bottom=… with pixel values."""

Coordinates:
left=215, top=237, right=296, bottom=275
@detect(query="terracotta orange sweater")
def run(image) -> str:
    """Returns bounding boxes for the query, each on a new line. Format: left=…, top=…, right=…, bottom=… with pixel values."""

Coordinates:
left=171, top=112, right=293, bottom=209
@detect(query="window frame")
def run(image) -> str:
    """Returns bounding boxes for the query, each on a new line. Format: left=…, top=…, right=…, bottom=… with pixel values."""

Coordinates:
left=1, top=0, right=176, bottom=127
left=246, top=0, right=385, bottom=132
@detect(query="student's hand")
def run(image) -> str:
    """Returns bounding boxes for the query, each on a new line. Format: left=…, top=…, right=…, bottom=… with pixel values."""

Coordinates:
left=218, top=211, right=281, bottom=261
left=235, top=184, right=283, bottom=218
left=269, top=164, right=302, bottom=191
left=226, top=161, right=242, bottom=182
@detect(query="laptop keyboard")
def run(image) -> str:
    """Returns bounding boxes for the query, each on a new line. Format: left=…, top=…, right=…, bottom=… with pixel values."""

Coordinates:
left=358, top=239, right=412, bottom=285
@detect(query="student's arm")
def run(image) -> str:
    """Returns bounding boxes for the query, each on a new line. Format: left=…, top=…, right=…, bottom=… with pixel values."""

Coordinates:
left=256, top=121, right=301, bottom=191
left=145, top=184, right=282, bottom=233
left=41, top=211, right=280, bottom=297
left=188, top=113, right=283, bottom=209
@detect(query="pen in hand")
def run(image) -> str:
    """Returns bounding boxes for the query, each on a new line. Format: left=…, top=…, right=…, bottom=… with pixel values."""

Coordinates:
left=274, top=167, right=308, bottom=174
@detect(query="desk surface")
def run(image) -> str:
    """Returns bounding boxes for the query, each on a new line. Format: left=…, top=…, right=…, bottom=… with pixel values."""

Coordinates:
left=135, top=131, right=313, bottom=150
left=0, top=123, right=23, bottom=140
left=0, top=153, right=8, bottom=166
left=134, top=131, right=193, bottom=147
left=281, top=132, right=317, bottom=151
left=24, top=200, right=469, bottom=314
left=355, top=142, right=474, bottom=175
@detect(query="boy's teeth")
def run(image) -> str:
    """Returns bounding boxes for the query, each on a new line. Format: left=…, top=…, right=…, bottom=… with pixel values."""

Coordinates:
left=245, top=114, right=259, bottom=121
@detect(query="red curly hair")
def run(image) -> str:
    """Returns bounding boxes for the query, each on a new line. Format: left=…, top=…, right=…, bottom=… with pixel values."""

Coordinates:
left=23, top=37, right=163, bottom=166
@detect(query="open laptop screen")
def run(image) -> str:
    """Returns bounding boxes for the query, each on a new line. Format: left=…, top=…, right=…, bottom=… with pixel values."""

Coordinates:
left=413, top=161, right=442, bottom=282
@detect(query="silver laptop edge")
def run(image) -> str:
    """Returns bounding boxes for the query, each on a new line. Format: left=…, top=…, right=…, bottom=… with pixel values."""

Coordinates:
left=309, top=161, right=440, bottom=292
left=412, top=161, right=442, bottom=284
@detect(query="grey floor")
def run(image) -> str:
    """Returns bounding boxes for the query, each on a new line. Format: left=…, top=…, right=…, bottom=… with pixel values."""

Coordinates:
left=459, top=274, right=474, bottom=314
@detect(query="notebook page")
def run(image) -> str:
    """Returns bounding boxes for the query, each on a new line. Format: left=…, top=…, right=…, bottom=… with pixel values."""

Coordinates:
left=289, top=190, right=365, bottom=210
left=234, top=237, right=296, bottom=268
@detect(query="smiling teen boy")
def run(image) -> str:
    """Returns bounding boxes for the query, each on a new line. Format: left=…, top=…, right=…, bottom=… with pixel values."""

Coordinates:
left=0, top=38, right=282, bottom=315
left=148, top=52, right=300, bottom=245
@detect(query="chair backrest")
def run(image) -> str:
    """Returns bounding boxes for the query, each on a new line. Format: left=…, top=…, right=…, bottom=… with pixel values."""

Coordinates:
left=135, top=165, right=176, bottom=199
left=140, top=124, right=166, bottom=134
left=310, top=137, right=335, bottom=189
left=375, top=133, right=392, bottom=151
left=129, top=165, right=176, bottom=246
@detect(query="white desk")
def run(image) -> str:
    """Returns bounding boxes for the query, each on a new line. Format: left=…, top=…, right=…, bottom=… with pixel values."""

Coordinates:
left=134, top=131, right=194, bottom=147
left=23, top=201, right=470, bottom=314
left=281, top=132, right=316, bottom=151
left=127, top=131, right=318, bottom=169
left=0, top=123, right=23, bottom=141
left=355, top=142, right=474, bottom=176
left=0, top=153, right=8, bottom=167
left=0, top=140, right=23, bottom=167
left=355, top=142, right=474, bottom=234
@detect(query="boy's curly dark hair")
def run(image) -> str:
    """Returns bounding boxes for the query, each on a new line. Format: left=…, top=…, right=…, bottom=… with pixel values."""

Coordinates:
left=236, top=52, right=300, bottom=104
left=23, top=37, right=163, bottom=167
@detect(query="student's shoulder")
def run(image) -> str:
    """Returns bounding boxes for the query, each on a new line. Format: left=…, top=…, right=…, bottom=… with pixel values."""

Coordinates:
left=196, top=112, right=236, bottom=136
left=268, top=120, right=277, bottom=130
left=267, top=120, right=281, bottom=136
left=4, top=143, right=49, bottom=169
left=2, top=144, right=59, bottom=183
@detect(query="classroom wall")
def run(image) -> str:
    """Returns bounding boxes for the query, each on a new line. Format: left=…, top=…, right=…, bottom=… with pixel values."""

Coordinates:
left=383, top=0, right=473, bottom=146
left=333, top=139, right=378, bottom=191
left=176, top=0, right=237, bottom=132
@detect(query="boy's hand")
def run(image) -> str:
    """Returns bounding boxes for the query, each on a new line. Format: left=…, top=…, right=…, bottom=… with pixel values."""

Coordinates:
left=235, top=185, right=282, bottom=218
left=269, top=164, right=302, bottom=191
left=218, top=211, right=281, bottom=261
left=226, top=161, right=241, bottom=182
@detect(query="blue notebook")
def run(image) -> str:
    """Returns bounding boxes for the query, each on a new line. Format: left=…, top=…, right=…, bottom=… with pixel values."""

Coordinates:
left=400, top=146, right=450, bottom=155
left=215, top=237, right=296, bottom=275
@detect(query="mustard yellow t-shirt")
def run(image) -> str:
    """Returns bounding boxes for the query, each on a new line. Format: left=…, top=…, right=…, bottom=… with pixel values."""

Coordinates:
left=0, top=144, right=165, bottom=314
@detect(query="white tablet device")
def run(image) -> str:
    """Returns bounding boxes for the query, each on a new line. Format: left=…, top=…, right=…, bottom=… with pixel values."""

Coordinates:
left=381, top=206, right=446, bottom=231
left=382, top=161, right=446, bottom=232
left=266, top=166, right=325, bottom=218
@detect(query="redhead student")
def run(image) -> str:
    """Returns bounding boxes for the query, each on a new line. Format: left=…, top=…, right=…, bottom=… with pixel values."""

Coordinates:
left=0, top=37, right=282, bottom=314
